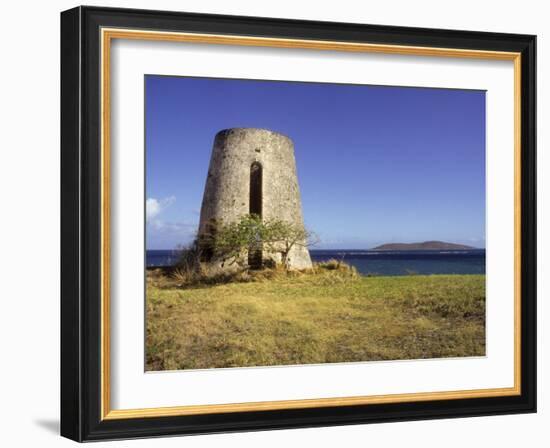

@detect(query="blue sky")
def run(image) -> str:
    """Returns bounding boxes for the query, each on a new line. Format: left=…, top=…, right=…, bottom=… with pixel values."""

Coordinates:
left=145, top=75, right=485, bottom=250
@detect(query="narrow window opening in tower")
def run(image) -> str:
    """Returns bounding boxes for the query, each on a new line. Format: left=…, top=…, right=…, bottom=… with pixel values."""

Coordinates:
left=249, top=162, right=263, bottom=269
left=249, top=162, right=263, bottom=216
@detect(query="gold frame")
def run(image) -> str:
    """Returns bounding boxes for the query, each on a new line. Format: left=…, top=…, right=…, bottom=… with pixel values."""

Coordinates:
left=100, top=27, right=522, bottom=421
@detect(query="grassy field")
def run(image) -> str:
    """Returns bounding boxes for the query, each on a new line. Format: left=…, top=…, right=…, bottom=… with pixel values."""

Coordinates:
left=146, top=266, right=485, bottom=371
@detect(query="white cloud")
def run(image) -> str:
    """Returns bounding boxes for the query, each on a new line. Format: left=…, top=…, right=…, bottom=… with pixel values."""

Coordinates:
left=146, top=196, right=175, bottom=221
left=149, top=220, right=196, bottom=234
left=146, top=196, right=198, bottom=247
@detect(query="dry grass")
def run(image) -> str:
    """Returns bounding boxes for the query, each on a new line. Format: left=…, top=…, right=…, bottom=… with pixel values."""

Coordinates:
left=148, top=259, right=358, bottom=289
left=146, top=266, right=485, bottom=371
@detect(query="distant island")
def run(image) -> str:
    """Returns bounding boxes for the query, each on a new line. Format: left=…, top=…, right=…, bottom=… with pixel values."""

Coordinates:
left=371, top=241, right=477, bottom=251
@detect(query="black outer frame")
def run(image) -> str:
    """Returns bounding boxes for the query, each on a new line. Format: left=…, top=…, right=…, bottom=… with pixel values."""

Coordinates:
left=60, top=6, right=536, bottom=442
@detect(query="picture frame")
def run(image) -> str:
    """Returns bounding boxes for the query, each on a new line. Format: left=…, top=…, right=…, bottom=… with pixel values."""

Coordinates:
left=60, top=5, right=536, bottom=442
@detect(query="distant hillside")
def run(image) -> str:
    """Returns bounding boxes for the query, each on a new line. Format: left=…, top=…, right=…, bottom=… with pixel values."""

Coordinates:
left=371, top=241, right=477, bottom=251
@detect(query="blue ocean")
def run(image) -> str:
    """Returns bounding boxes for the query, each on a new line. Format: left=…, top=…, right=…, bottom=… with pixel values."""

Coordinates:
left=146, top=249, right=485, bottom=276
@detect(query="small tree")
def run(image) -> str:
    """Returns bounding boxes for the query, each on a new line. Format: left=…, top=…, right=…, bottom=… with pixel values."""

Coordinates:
left=211, top=214, right=317, bottom=270
left=263, top=219, right=317, bottom=269
left=213, top=214, right=264, bottom=268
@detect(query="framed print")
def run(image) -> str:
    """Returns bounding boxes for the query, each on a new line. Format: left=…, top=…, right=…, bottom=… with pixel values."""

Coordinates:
left=60, top=6, right=536, bottom=442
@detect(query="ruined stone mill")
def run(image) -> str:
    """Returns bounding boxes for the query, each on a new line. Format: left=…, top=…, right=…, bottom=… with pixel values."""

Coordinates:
left=198, top=128, right=312, bottom=270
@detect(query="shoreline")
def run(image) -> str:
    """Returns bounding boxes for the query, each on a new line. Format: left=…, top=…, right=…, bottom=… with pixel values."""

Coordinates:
left=145, top=249, right=486, bottom=276
left=145, top=264, right=486, bottom=278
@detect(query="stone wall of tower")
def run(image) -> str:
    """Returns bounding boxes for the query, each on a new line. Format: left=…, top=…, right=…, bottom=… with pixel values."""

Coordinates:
left=198, top=128, right=312, bottom=270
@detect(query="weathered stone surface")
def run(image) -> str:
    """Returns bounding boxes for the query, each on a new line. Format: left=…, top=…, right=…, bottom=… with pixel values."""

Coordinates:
left=198, top=128, right=312, bottom=270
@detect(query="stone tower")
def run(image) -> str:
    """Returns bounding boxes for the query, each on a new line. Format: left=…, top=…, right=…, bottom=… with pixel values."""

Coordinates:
left=198, top=128, right=312, bottom=270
